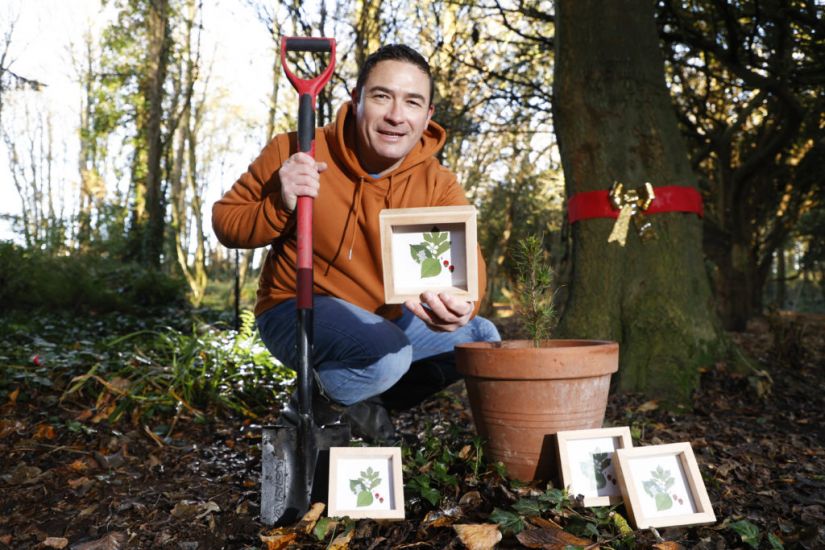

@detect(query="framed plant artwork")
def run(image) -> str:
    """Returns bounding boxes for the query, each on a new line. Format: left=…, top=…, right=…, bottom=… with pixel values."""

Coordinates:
left=614, top=442, right=716, bottom=529
left=556, top=427, right=633, bottom=507
left=379, top=205, right=478, bottom=304
left=327, top=447, right=405, bottom=520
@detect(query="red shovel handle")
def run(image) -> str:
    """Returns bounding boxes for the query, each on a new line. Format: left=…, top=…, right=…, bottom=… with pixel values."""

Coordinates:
left=280, top=37, right=336, bottom=310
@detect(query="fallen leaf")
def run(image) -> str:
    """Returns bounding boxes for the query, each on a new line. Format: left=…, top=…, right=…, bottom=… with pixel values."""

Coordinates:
left=313, top=517, right=337, bottom=540
left=1, top=463, right=42, bottom=485
left=68, top=457, right=95, bottom=473
left=653, top=542, right=686, bottom=550
left=636, top=400, right=659, bottom=412
left=328, top=528, right=354, bottom=550
left=421, top=508, right=460, bottom=530
left=516, top=525, right=592, bottom=549
left=0, top=534, right=11, bottom=545
left=7, top=388, right=19, bottom=406
left=67, top=476, right=93, bottom=489
left=73, top=531, right=127, bottom=550
left=459, top=444, right=472, bottom=460
left=34, top=423, right=57, bottom=440
left=453, top=523, right=502, bottom=550
left=78, top=504, right=98, bottom=518
left=299, top=502, right=325, bottom=533
left=75, top=409, right=94, bottom=422
left=170, top=500, right=220, bottom=520
left=459, top=491, right=483, bottom=508
left=42, top=537, right=69, bottom=549
left=259, top=531, right=297, bottom=550
left=0, top=419, right=24, bottom=439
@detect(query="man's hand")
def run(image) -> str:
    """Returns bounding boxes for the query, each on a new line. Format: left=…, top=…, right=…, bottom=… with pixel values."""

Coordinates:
left=404, top=292, right=474, bottom=332
left=278, top=152, right=328, bottom=212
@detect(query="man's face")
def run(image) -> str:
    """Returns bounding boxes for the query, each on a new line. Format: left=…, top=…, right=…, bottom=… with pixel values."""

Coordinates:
left=353, top=60, right=434, bottom=175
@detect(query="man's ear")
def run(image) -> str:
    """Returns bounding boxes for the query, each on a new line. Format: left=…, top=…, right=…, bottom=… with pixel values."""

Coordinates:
left=427, top=103, right=435, bottom=121
left=351, top=88, right=360, bottom=106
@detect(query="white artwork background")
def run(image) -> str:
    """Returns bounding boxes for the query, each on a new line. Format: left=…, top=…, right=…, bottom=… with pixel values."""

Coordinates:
left=631, top=454, right=697, bottom=518
left=391, top=224, right=467, bottom=291
left=566, top=436, right=623, bottom=497
left=334, top=457, right=395, bottom=511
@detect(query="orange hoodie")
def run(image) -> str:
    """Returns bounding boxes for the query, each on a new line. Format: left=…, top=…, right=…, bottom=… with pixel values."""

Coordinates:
left=212, top=102, right=486, bottom=318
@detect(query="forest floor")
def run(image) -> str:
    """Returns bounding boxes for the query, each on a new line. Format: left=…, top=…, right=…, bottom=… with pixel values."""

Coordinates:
left=1, top=310, right=824, bottom=549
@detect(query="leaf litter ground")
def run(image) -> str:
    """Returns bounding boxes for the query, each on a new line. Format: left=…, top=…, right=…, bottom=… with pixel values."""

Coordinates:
left=1, top=311, right=823, bottom=549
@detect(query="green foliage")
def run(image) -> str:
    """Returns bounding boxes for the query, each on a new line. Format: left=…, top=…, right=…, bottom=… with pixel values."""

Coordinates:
left=0, top=242, right=187, bottom=313
left=489, top=507, right=525, bottom=536
left=64, top=310, right=291, bottom=421
left=511, top=235, right=556, bottom=346
left=402, top=424, right=472, bottom=509
left=730, top=519, right=761, bottom=549
left=0, top=306, right=292, bottom=426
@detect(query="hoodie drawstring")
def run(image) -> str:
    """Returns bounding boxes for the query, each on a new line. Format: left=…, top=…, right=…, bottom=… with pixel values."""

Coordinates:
left=346, top=177, right=365, bottom=260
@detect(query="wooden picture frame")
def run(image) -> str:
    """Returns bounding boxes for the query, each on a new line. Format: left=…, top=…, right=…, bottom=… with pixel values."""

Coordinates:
left=556, top=427, right=634, bottom=507
left=614, top=442, right=716, bottom=529
left=328, top=447, right=405, bottom=520
left=379, top=205, right=478, bottom=304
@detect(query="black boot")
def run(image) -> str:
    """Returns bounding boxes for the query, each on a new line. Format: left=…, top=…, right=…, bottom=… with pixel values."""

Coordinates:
left=342, top=396, right=399, bottom=445
left=277, top=387, right=398, bottom=446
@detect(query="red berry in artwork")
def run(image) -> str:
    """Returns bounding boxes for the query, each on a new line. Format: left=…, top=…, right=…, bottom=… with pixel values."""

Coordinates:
left=449, top=265, right=455, bottom=272
left=443, top=260, right=449, bottom=266
left=375, top=492, right=380, bottom=498
left=379, top=497, right=384, bottom=503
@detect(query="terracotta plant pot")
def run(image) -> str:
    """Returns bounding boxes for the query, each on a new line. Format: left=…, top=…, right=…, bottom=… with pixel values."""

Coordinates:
left=455, top=340, right=619, bottom=481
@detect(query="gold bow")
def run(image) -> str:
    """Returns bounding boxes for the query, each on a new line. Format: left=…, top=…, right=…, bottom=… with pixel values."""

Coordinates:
left=607, top=181, right=655, bottom=246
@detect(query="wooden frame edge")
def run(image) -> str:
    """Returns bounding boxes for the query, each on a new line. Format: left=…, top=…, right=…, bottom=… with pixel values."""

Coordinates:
left=556, top=427, right=633, bottom=507
left=614, top=442, right=716, bottom=529
left=379, top=205, right=478, bottom=304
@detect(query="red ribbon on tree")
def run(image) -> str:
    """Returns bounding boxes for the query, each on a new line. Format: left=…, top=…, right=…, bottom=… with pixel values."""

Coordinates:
left=567, top=184, right=704, bottom=246
left=568, top=185, right=704, bottom=223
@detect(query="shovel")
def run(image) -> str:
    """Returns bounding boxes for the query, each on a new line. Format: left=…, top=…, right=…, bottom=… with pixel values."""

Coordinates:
left=261, top=36, right=349, bottom=526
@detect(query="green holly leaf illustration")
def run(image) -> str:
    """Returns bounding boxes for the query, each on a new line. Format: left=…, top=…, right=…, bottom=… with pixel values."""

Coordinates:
left=432, top=231, right=448, bottom=243
left=420, top=257, right=442, bottom=278
left=595, top=471, right=607, bottom=489
left=409, top=243, right=428, bottom=262
left=435, top=241, right=450, bottom=256
left=356, top=490, right=374, bottom=507
left=655, top=492, right=673, bottom=511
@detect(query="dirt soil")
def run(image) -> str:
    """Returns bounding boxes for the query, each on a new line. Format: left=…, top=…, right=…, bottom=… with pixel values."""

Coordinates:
left=1, top=312, right=824, bottom=549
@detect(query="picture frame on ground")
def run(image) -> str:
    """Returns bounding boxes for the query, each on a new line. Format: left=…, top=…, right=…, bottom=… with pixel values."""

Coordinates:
left=327, top=447, right=405, bottom=520
left=556, top=427, right=633, bottom=507
left=614, top=442, right=716, bottom=529
left=379, top=205, right=478, bottom=304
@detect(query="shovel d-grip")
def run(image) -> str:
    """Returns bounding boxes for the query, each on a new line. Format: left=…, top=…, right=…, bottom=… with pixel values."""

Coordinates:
left=261, top=36, right=349, bottom=527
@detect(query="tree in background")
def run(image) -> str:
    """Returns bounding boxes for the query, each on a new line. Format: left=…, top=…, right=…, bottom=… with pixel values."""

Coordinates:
left=553, top=0, right=725, bottom=404
left=658, top=0, right=825, bottom=329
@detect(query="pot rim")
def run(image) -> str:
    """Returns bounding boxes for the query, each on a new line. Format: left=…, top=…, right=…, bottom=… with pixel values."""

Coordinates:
left=455, top=339, right=619, bottom=379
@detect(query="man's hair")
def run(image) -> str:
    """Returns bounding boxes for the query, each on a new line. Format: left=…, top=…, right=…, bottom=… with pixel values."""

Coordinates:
left=354, top=44, right=434, bottom=104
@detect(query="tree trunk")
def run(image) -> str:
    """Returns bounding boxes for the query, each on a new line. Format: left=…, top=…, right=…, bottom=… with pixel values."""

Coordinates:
left=143, top=0, right=171, bottom=267
left=553, top=0, right=725, bottom=404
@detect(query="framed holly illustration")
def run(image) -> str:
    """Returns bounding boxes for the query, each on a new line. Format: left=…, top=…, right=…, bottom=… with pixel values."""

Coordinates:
left=327, top=447, right=404, bottom=520
left=556, top=427, right=633, bottom=507
left=614, top=442, right=716, bottom=529
left=379, top=205, right=478, bottom=304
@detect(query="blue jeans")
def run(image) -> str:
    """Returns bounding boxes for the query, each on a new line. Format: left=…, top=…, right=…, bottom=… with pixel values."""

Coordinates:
left=256, top=296, right=501, bottom=407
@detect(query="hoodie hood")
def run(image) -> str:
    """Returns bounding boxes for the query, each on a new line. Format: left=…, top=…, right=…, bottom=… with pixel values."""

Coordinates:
left=326, top=101, right=447, bottom=181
